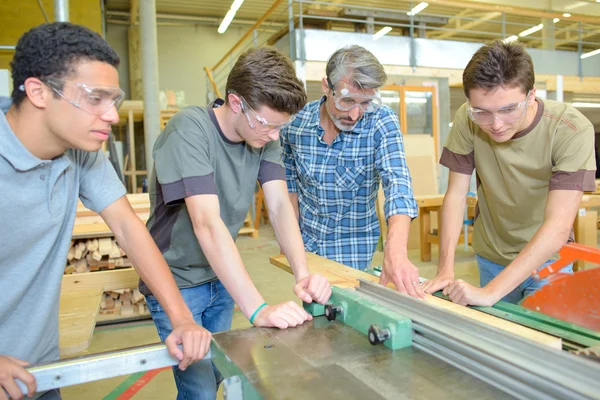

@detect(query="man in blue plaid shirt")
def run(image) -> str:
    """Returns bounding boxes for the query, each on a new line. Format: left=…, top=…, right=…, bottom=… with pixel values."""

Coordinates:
left=281, top=45, right=425, bottom=299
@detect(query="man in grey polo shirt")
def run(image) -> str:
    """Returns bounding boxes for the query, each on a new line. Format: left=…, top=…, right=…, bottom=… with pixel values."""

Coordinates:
left=0, top=23, right=210, bottom=400
left=141, top=47, right=332, bottom=399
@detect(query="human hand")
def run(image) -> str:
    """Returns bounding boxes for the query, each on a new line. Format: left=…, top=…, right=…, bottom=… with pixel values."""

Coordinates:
left=443, top=280, right=498, bottom=306
left=379, top=256, right=426, bottom=299
left=421, top=270, right=454, bottom=294
left=251, top=302, right=312, bottom=329
left=293, top=274, right=332, bottom=304
left=0, top=355, right=35, bottom=400
left=165, top=320, right=212, bottom=371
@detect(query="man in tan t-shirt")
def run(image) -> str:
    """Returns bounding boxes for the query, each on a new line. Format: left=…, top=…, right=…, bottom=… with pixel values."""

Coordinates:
left=421, top=40, right=596, bottom=306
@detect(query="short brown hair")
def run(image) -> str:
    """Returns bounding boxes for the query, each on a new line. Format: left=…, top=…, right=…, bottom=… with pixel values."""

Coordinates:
left=462, top=40, right=534, bottom=98
left=225, top=47, right=307, bottom=115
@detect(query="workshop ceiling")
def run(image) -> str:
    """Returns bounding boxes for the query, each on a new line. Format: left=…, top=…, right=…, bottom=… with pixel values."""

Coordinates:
left=105, top=0, right=600, bottom=51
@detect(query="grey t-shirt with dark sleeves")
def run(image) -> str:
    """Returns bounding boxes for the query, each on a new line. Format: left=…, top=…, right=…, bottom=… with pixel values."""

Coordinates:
left=0, top=97, right=126, bottom=379
left=140, top=101, right=285, bottom=295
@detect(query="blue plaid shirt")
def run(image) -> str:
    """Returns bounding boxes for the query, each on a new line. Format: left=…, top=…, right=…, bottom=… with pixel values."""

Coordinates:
left=281, top=97, right=418, bottom=270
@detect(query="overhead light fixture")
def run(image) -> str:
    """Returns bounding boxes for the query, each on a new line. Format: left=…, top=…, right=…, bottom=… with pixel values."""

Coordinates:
left=519, top=23, right=544, bottom=37
left=572, top=102, right=600, bottom=108
left=553, top=18, right=560, bottom=23
left=373, top=26, right=392, bottom=40
left=218, top=0, right=245, bottom=34
left=563, top=13, right=571, bottom=17
left=407, top=2, right=429, bottom=16
left=581, top=48, right=600, bottom=59
left=504, top=35, right=518, bottom=43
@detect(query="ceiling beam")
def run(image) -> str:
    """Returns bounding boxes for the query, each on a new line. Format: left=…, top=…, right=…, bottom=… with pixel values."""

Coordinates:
left=307, top=0, right=346, bottom=13
left=429, top=0, right=600, bottom=24
left=432, top=11, right=501, bottom=39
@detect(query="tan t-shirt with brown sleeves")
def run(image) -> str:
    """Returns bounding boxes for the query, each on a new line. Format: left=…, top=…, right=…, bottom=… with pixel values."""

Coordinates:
left=440, top=98, right=596, bottom=267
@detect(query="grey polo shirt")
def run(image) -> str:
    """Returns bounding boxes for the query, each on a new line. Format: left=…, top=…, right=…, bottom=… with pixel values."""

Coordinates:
left=0, top=97, right=126, bottom=369
left=140, top=102, right=285, bottom=295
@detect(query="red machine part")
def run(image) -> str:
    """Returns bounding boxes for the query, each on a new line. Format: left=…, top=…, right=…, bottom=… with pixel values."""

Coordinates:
left=521, top=243, right=600, bottom=331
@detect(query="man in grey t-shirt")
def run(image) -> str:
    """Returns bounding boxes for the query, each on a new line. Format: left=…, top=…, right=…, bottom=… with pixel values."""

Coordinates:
left=0, top=23, right=210, bottom=400
left=142, top=47, right=332, bottom=399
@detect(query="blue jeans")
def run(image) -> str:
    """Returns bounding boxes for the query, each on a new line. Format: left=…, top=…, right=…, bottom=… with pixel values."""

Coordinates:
left=146, top=280, right=234, bottom=400
left=477, top=254, right=573, bottom=304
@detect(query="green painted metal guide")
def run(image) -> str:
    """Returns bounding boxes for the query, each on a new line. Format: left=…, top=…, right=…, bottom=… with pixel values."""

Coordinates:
left=368, top=265, right=600, bottom=349
left=304, top=286, right=413, bottom=350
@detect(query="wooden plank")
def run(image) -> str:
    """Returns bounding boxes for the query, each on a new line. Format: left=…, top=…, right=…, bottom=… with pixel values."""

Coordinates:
left=59, top=287, right=103, bottom=357
left=270, top=253, right=562, bottom=349
left=61, top=268, right=139, bottom=293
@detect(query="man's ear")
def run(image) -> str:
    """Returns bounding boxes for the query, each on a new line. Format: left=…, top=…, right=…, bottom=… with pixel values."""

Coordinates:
left=529, top=87, right=537, bottom=101
left=321, top=77, right=329, bottom=95
left=23, top=77, right=50, bottom=109
left=228, top=92, right=242, bottom=114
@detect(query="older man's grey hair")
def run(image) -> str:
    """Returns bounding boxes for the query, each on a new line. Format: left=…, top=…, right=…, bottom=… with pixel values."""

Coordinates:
left=326, top=45, right=387, bottom=89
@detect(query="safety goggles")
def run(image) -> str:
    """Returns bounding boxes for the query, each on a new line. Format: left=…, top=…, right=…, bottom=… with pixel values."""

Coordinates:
left=328, top=79, right=382, bottom=113
left=232, top=91, right=296, bottom=132
left=467, top=90, right=531, bottom=126
left=40, top=77, right=125, bottom=116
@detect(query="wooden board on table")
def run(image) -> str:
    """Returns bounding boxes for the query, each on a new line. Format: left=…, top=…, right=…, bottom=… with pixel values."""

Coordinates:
left=270, top=253, right=562, bottom=349
left=59, top=287, right=103, bottom=357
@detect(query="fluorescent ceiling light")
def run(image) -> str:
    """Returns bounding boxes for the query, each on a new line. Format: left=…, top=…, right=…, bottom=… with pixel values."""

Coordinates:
left=373, top=26, right=392, bottom=40
left=572, top=102, right=600, bottom=108
left=519, top=23, right=544, bottom=37
left=407, top=2, right=429, bottom=16
left=581, top=48, right=600, bottom=59
left=563, top=13, right=571, bottom=17
left=218, top=0, right=245, bottom=34
left=231, top=0, right=244, bottom=11
left=504, top=35, right=518, bottom=43
left=218, top=9, right=236, bottom=34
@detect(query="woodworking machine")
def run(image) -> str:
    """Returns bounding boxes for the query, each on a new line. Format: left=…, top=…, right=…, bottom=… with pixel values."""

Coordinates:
left=16, top=279, right=600, bottom=400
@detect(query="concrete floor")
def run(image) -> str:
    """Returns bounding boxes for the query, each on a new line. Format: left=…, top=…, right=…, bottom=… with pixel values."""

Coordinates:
left=61, top=225, right=479, bottom=399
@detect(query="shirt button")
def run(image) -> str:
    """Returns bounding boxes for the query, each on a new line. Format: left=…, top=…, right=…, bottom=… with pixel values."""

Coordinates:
left=40, top=175, right=46, bottom=180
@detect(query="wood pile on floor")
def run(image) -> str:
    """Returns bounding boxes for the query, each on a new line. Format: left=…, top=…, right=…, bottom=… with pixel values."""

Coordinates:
left=64, top=238, right=132, bottom=274
left=100, top=288, right=147, bottom=317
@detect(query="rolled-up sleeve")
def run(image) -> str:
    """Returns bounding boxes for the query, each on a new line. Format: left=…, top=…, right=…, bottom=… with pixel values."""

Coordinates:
left=374, top=109, right=418, bottom=221
left=280, top=127, right=299, bottom=193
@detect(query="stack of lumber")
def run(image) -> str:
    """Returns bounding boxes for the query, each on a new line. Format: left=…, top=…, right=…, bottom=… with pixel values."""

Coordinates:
left=64, top=238, right=132, bottom=274
left=99, top=288, right=147, bottom=317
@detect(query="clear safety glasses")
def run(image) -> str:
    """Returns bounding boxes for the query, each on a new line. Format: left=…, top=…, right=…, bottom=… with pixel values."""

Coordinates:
left=42, top=77, right=125, bottom=116
left=468, top=90, right=532, bottom=126
left=328, top=78, right=382, bottom=113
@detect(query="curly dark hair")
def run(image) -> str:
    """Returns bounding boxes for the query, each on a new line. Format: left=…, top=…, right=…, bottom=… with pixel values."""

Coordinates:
left=10, top=22, right=120, bottom=107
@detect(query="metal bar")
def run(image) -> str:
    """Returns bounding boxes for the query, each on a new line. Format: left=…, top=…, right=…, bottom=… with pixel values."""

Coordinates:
left=140, top=0, right=161, bottom=175
left=54, top=0, right=69, bottom=22
left=356, top=279, right=600, bottom=400
left=36, top=0, right=50, bottom=23
left=298, top=0, right=304, bottom=62
left=428, top=292, right=600, bottom=348
left=288, top=0, right=296, bottom=60
left=17, top=343, right=211, bottom=395
left=578, top=21, right=584, bottom=79
left=0, top=46, right=16, bottom=50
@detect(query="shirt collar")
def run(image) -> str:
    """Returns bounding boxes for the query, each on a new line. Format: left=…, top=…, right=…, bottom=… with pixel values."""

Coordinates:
left=0, top=97, right=57, bottom=171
